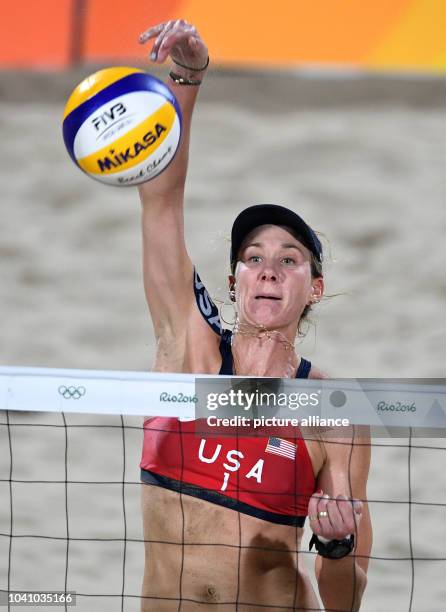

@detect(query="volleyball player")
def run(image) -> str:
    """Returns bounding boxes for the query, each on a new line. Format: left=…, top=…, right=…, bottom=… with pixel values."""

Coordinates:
left=138, top=19, right=372, bottom=611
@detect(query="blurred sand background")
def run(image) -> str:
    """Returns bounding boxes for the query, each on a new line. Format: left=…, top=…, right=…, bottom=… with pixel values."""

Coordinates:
left=1, top=68, right=446, bottom=611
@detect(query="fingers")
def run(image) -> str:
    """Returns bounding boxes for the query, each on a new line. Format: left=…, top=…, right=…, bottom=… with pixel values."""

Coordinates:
left=326, top=495, right=351, bottom=539
left=138, top=19, right=189, bottom=59
left=138, top=20, right=207, bottom=67
left=307, top=490, right=323, bottom=523
left=315, top=493, right=332, bottom=533
left=139, top=23, right=164, bottom=44
left=309, top=492, right=362, bottom=540
left=149, top=20, right=176, bottom=61
left=308, top=490, right=327, bottom=536
left=155, top=25, right=196, bottom=63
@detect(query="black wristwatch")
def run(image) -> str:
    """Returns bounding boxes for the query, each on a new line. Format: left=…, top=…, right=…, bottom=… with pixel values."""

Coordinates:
left=309, top=533, right=355, bottom=559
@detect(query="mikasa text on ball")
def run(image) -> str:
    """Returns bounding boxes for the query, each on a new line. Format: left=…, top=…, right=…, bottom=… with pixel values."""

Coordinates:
left=63, top=67, right=182, bottom=186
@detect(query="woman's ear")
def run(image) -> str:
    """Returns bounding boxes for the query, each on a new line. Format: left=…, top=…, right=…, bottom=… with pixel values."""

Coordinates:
left=309, top=277, right=324, bottom=304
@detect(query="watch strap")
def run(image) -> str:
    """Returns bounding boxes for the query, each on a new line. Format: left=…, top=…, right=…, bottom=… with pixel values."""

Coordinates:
left=309, top=533, right=355, bottom=559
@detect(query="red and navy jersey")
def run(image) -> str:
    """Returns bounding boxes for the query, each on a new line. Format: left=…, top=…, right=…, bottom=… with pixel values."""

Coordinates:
left=140, top=270, right=317, bottom=526
left=141, top=418, right=315, bottom=526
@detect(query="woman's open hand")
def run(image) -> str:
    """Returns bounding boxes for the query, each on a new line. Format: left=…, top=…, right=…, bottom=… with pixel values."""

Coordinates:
left=139, top=20, right=208, bottom=71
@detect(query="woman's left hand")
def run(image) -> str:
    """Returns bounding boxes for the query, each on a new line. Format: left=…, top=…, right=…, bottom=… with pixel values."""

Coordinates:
left=308, top=490, right=363, bottom=540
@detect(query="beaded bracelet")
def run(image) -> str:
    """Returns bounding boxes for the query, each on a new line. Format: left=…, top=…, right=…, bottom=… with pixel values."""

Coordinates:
left=169, top=71, right=202, bottom=86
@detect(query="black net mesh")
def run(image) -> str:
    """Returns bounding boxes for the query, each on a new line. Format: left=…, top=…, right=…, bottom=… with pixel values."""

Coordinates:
left=1, top=409, right=446, bottom=611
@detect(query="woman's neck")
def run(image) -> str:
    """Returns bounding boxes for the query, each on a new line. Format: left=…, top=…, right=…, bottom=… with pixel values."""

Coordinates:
left=231, top=321, right=300, bottom=377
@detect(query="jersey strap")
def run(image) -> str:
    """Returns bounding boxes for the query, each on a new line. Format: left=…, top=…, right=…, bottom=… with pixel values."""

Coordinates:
left=296, top=357, right=311, bottom=378
left=193, top=268, right=222, bottom=336
left=219, top=330, right=312, bottom=378
left=218, top=329, right=233, bottom=374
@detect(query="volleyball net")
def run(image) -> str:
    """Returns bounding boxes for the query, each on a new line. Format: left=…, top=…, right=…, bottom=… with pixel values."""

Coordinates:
left=1, top=366, right=446, bottom=611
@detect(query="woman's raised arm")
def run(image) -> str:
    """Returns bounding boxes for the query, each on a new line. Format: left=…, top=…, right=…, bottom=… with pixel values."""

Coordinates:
left=138, top=21, right=209, bottom=340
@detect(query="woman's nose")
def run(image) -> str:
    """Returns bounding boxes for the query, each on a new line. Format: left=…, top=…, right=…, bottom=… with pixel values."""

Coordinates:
left=260, top=263, right=278, bottom=281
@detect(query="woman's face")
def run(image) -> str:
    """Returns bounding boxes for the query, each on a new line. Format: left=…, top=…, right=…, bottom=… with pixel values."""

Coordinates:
left=233, top=225, right=323, bottom=333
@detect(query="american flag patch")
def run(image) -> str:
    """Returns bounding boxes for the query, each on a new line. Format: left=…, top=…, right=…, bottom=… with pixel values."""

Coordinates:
left=265, top=437, right=296, bottom=460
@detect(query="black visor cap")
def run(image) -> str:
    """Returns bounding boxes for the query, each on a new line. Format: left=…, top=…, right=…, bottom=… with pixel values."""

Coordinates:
left=230, top=204, right=322, bottom=273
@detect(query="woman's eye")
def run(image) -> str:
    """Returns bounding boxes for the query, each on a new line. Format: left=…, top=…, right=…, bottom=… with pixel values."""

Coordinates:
left=282, top=257, right=296, bottom=265
left=248, top=255, right=262, bottom=263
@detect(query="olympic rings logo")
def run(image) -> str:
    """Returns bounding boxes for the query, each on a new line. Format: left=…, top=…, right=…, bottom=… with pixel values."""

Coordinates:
left=58, top=385, right=86, bottom=400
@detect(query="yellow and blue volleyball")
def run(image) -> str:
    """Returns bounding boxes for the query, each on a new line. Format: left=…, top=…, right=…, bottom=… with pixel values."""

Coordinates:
left=62, top=67, right=182, bottom=186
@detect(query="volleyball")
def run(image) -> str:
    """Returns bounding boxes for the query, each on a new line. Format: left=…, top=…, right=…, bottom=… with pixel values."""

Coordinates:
left=62, top=67, right=182, bottom=186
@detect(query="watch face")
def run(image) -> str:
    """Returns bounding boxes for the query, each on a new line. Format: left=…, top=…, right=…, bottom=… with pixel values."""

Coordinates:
left=328, top=544, right=352, bottom=559
left=310, top=534, right=354, bottom=559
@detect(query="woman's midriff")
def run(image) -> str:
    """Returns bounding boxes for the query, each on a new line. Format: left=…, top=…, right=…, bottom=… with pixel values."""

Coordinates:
left=141, top=484, right=321, bottom=612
